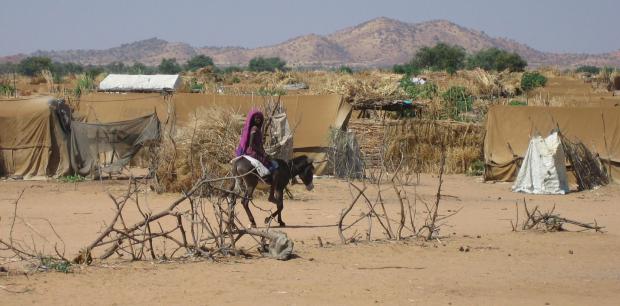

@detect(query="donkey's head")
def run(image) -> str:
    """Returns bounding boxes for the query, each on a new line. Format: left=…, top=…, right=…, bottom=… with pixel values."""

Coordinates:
left=290, top=155, right=315, bottom=191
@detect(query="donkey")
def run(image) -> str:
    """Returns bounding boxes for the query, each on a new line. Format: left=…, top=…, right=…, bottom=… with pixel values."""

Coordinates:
left=231, top=155, right=315, bottom=227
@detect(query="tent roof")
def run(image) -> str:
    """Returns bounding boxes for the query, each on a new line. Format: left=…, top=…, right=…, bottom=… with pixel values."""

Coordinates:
left=98, top=74, right=181, bottom=92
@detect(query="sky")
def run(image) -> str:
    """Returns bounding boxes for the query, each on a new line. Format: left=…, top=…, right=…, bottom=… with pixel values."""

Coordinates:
left=1, top=0, right=618, bottom=56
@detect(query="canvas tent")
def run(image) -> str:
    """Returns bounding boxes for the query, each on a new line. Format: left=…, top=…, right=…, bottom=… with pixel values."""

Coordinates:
left=484, top=106, right=620, bottom=183
left=78, top=93, right=352, bottom=174
left=98, top=74, right=181, bottom=92
left=70, top=113, right=160, bottom=177
left=512, top=132, right=570, bottom=194
left=0, top=96, right=71, bottom=179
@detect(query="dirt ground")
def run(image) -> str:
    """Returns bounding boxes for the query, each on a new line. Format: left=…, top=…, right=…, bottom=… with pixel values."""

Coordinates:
left=1, top=174, right=619, bottom=305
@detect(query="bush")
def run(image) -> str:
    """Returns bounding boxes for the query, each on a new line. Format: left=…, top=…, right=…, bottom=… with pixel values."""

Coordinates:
left=257, top=87, right=286, bottom=96
left=521, top=71, right=547, bottom=92
left=411, top=43, right=466, bottom=74
left=248, top=57, right=286, bottom=72
left=400, top=77, right=438, bottom=99
left=337, top=65, right=353, bottom=74
left=222, top=66, right=244, bottom=74
left=442, top=86, right=473, bottom=120
left=60, top=174, right=85, bottom=183
left=509, top=100, right=527, bottom=106
left=575, top=65, right=600, bottom=74
left=0, top=82, right=15, bottom=96
left=189, top=78, right=204, bottom=92
left=466, top=160, right=485, bottom=176
left=73, top=74, right=95, bottom=97
left=393, top=63, right=420, bottom=75
left=85, top=66, right=104, bottom=79
left=467, top=48, right=527, bottom=72
left=186, top=55, right=214, bottom=71
left=18, top=57, right=53, bottom=76
left=158, top=58, right=182, bottom=74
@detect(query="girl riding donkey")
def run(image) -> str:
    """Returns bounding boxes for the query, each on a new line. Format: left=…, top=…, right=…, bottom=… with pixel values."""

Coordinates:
left=232, top=109, right=315, bottom=227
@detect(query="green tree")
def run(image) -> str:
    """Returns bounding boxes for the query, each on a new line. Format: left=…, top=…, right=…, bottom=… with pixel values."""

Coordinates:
left=105, top=61, right=127, bottom=73
left=18, top=56, right=53, bottom=76
left=84, top=66, right=104, bottom=79
left=248, top=57, right=286, bottom=72
left=575, top=65, right=601, bottom=74
left=127, top=62, right=156, bottom=74
left=186, top=55, right=214, bottom=71
left=0, top=62, right=17, bottom=74
left=158, top=58, right=182, bottom=74
left=467, top=48, right=526, bottom=72
left=521, top=71, right=547, bottom=92
left=411, top=43, right=466, bottom=74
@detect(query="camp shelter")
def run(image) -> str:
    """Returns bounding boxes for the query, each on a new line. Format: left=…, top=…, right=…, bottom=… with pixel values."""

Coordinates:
left=484, top=106, right=620, bottom=183
left=69, top=113, right=160, bottom=177
left=0, top=96, right=71, bottom=179
left=512, top=131, right=570, bottom=195
left=78, top=93, right=351, bottom=174
left=98, top=74, right=181, bottom=92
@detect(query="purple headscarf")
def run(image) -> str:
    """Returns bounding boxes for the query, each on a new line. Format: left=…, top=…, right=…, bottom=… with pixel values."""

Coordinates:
left=235, top=109, right=265, bottom=158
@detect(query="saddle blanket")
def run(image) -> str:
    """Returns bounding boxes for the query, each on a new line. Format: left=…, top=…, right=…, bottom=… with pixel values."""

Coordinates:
left=231, top=155, right=271, bottom=177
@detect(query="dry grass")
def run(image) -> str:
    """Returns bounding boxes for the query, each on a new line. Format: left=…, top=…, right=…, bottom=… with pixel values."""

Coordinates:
left=383, top=119, right=484, bottom=174
left=156, top=107, right=244, bottom=192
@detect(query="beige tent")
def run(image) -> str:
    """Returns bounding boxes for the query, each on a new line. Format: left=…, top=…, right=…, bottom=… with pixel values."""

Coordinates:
left=0, top=96, right=71, bottom=179
left=484, top=106, right=620, bottom=183
left=78, top=93, right=351, bottom=174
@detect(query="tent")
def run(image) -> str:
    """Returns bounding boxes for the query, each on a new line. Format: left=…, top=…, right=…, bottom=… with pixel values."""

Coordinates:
left=78, top=93, right=352, bottom=174
left=98, top=74, right=181, bottom=92
left=484, top=106, right=620, bottom=183
left=512, top=132, right=570, bottom=194
left=70, top=113, right=160, bottom=177
left=0, top=96, right=71, bottom=179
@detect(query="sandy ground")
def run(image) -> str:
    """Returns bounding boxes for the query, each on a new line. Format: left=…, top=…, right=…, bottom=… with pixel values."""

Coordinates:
left=1, top=174, right=619, bottom=305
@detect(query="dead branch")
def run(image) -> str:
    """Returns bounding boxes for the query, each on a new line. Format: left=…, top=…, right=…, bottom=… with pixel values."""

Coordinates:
left=512, top=198, right=605, bottom=232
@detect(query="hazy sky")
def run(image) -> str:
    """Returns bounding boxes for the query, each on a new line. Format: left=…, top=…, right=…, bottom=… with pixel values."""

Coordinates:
left=1, top=0, right=617, bottom=56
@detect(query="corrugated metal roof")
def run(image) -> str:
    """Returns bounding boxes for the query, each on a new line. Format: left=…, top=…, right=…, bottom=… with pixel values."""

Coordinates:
left=98, top=74, right=181, bottom=92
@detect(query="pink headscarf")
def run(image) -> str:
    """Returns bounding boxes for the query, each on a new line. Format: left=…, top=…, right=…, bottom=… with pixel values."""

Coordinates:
left=235, top=109, right=265, bottom=157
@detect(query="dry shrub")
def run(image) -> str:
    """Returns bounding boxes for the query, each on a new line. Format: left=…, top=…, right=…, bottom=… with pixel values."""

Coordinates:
left=311, top=70, right=407, bottom=106
left=383, top=119, right=484, bottom=174
left=156, top=107, right=244, bottom=192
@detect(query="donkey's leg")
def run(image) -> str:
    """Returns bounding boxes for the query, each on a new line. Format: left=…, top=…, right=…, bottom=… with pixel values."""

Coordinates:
left=275, top=189, right=285, bottom=227
left=265, top=189, right=285, bottom=227
left=241, top=184, right=257, bottom=228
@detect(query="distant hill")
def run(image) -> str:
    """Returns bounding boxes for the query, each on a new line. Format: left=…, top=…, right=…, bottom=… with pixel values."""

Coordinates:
left=2, top=17, right=620, bottom=68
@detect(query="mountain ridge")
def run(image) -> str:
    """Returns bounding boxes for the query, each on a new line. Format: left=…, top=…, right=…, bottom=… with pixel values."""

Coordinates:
left=2, top=17, right=619, bottom=68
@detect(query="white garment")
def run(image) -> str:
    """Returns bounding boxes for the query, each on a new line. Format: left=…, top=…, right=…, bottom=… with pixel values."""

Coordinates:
left=231, top=155, right=271, bottom=177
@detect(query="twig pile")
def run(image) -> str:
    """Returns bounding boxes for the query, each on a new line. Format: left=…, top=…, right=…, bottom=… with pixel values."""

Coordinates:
left=328, top=128, right=365, bottom=179
left=338, top=149, right=459, bottom=243
left=75, top=176, right=294, bottom=263
left=511, top=199, right=604, bottom=232
left=560, top=134, right=609, bottom=190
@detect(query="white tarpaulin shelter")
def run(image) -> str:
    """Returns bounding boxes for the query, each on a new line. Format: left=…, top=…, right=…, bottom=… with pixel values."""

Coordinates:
left=99, top=74, right=181, bottom=92
left=512, top=132, right=570, bottom=195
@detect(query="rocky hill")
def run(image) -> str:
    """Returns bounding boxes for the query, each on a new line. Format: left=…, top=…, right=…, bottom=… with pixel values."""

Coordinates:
left=3, top=17, right=620, bottom=68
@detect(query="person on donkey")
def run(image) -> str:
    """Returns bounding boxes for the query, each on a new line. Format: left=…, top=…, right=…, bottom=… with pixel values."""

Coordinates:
left=235, top=109, right=278, bottom=200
